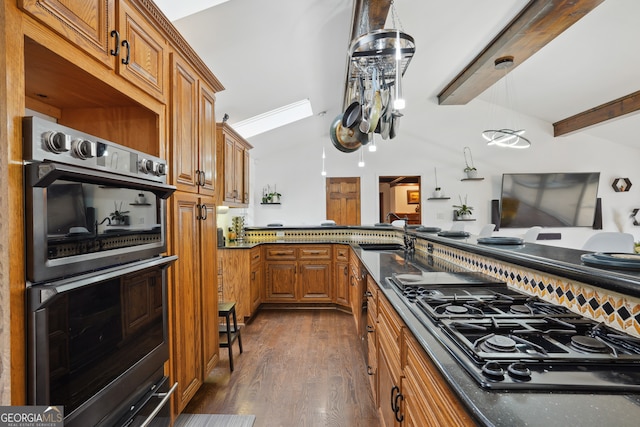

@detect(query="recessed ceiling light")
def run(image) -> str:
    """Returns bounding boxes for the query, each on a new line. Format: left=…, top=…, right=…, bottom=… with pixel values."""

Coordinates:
left=232, top=99, right=313, bottom=139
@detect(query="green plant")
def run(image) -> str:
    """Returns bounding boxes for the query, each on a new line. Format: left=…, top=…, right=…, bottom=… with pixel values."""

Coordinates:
left=453, top=195, right=473, bottom=216
left=463, top=146, right=476, bottom=172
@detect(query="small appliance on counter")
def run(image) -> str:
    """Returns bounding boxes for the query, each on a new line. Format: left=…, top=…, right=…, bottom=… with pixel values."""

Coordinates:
left=232, top=216, right=245, bottom=243
left=217, top=227, right=225, bottom=247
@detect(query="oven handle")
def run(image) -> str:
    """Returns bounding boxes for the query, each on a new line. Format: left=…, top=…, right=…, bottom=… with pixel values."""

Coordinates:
left=29, top=255, right=178, bottom=309
left=139, top=381, right=178, bottom=427
left=26, top=162, right=176, bottom=199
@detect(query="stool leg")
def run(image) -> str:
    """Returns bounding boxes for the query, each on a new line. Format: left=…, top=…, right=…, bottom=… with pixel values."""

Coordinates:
left=232, top=308, right=243, bottom=354
left=226, top=313, right=234, bottom=372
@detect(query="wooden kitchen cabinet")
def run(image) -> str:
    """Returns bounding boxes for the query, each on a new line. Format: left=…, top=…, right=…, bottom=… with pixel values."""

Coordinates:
left=264, top=245, right=332, bottom=303
left=171, top=55, right=217, bottom=196
left=403, top=334, right=475, bottom=426
left=377, top=295, right=405, bottom=427
left=122, top=269, right=163, bottom=338
left=218, top=246, right=263, bottom=322
left=334, top=245, right=350, bottom=308
left=349, top=248, right=366, bottom=333
left=169, top=192, right=218, bottom=413
left=250, top=247, right=263, bottom=313
left=365, top=276, right=379, bottom=404
left=217, top=123, right=252, bottom=206
left=20, top=0, right=167, bottom=102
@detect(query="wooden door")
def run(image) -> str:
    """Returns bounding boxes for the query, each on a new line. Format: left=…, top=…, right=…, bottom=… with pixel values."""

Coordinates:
left=326, top=177, right=361, bottom=225
left=171, top=193, right=203, bottom=412
left=171, top=55, right=199, bottom=193
left=198, top=82, right=217, bottom=196
left=117, top=0, right=166, bottom=101
left=199, top=196, right=219, bottom=376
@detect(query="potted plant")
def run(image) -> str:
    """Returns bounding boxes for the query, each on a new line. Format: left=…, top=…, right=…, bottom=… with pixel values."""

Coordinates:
left=453, top=195, right=473, bottom=219
left=463, top=146, right=478, bottom=178
left=268, top=191, right=282, bottom=203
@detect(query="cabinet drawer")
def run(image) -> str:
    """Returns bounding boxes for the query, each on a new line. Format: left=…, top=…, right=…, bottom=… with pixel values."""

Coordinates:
left=250, top=247, right=262, bottom=265
left=335, top=245, right=349, bottom=262
left=298, top=245, right=331, bottom=260
left=265, top=246, right=296, bottom=260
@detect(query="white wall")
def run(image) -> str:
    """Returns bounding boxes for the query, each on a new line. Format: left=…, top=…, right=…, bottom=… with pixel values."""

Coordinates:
left=246, top=98, right=640, bottom=250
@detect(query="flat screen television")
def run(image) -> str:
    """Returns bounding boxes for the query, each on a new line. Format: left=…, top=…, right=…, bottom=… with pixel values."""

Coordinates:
left=499, top=172, right=600, bottom=228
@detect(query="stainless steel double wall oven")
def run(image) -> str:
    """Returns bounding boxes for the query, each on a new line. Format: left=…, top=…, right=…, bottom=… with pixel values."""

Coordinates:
left=23, top=116, right=177, bottom=427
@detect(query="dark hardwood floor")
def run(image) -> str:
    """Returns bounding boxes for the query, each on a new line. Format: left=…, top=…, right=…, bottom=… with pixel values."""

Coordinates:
left=183, top=309, right=381, bottom=427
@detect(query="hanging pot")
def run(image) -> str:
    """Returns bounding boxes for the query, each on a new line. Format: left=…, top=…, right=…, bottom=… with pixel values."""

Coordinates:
left=342, top=101, right=361, bottom=128
left=330, top=114, right=362, bottom=152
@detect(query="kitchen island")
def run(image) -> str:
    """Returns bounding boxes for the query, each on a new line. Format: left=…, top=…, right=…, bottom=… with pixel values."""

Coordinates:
left=220, top=225, right=640, bottom=426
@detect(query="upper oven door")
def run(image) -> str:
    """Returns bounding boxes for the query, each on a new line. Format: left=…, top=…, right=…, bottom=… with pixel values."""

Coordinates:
left=25, top=161, right=176, bottom=284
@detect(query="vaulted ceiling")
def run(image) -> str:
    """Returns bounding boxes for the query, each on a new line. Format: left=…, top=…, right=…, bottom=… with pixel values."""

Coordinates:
left=154, top=0, right=640, bottom=157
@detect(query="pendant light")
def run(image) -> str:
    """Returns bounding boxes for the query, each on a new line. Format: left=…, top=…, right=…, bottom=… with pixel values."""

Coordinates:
left=358, top=147, right=365, bottom=167
left=481, top=56, right=531, bottom=149
left=368, top=133, right=377, bottom=152
left=321, top=146, right=327, bottom=176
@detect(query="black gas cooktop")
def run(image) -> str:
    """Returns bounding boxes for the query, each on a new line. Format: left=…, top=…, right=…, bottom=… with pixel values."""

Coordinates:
left=386, top=268, right=640, bottom=392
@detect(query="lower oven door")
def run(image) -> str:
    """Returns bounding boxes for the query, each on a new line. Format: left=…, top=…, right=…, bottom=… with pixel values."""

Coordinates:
left=116, top=376, right=177, bottom=427
left=27, top=255, right=176, bottom=427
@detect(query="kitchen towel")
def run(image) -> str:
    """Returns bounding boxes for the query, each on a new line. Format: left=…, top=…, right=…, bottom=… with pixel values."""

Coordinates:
left=174, top=414, right=256, bottom=427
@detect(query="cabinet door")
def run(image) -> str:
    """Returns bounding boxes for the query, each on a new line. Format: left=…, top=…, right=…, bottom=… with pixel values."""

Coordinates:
left=171, top=193, right=203, bottom=412
left=243, top=149, right=250, bottom=204
left=199, top=197, right=219, bottom=376
left=223, top=134, right=236, bottom=202
left=171, top=55, right=199, bottom=193
left=117, top=0, right=166, bottom=101
left=198, top=82, right=217, bottom=196
left=250, top=262, right=262, bottom=313
left=335, top=261, right=350, bottom=307
left=299, top=261, right=332, bottom=302
left=233, top=142, right=244, bottom=202
left=265, top=262, right=297, bottom=301
left=19, top=0, right=115, bottom=67
left=377, top=342, right=401, bottom=427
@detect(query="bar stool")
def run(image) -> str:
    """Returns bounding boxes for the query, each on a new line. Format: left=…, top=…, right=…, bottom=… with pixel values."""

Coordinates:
left=218, top=301, right=243, bottom=372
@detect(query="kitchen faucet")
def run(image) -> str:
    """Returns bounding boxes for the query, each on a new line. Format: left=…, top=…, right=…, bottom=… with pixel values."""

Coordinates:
left=386, top=212, right=408, bottom=223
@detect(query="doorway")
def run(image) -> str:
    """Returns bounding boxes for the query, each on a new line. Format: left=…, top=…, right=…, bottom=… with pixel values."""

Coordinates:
left=326, top=177, right=361, bottom=225
left=378, top=176, right=421, bottom=224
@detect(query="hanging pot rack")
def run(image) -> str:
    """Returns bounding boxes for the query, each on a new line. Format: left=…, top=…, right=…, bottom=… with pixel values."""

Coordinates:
left=343, top=29, right=415, bottom=107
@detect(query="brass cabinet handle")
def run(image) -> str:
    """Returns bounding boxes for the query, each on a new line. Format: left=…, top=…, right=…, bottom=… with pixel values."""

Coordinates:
left=367, top=366, right=374, bottom=376
left=366, top=325, right=374, bottom=333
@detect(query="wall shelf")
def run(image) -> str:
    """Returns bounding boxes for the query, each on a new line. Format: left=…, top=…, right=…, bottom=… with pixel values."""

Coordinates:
left=129, top=202, right=151, bottom=206
left=427, top=197, right=451, bottom=200
left=454, top=218, right=476, bottom=221
left=461, top=178, right=484, bottom=181
left=260, top=202, right=281, bottom=205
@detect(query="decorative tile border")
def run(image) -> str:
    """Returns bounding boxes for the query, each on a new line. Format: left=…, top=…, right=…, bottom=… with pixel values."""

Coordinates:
left=243, top=229, right=640, bottom=337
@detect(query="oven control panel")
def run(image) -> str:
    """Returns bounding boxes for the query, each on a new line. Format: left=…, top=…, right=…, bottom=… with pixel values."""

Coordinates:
left=23, top=116, right=168, bottom=183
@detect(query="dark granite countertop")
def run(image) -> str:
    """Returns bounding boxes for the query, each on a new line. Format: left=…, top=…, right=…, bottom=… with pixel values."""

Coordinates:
left=354, top=248, right=640, bottom=427
left=239, top=226, right=640, bottom=298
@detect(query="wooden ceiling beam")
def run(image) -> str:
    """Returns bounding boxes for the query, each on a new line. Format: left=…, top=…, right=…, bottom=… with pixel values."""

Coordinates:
left=553, top=90, right=640, bottom=136
left=437, top=0, right=605, bottom=106
left=349, top=0, right=392, bottom=42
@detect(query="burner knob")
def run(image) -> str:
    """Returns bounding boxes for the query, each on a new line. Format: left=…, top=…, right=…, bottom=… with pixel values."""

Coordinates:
left=140, top=159, right=155, bottom=174
left=156, top=162, right=167, bottom=176
left=481, top=361, right=504, bottom=380
left=71, top=139, right=96, bottom=159
left=44, top=131, right=70, bottom=153
left=507, top=362, right=532, bottom=381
